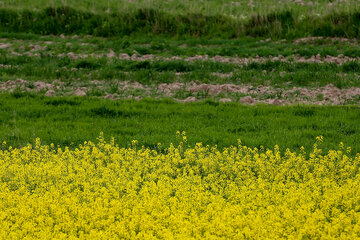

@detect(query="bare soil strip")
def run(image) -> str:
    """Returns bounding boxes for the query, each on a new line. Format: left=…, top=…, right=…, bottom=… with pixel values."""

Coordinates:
left=5, top=49, right=358, bottom=65
left=293, top=36, right=358, bottom=45
left=2, top=79, right=359, bottom=105
left=0, top=39, right=359, bottom=65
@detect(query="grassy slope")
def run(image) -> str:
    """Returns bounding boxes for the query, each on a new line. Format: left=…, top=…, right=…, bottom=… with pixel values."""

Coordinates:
left=1, top=94, right=359, bottom=153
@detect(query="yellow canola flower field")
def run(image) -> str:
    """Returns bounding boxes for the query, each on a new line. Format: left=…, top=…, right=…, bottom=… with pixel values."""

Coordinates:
left=1, top=136, right=360, bottom=239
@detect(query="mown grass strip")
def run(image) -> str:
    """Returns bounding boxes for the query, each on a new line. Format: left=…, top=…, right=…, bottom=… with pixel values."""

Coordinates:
left=1, top=94, right=359, bottom=153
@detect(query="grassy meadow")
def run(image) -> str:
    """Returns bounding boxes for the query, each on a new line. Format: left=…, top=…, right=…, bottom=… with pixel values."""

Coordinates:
left=1, top=94, right=360, bottom=153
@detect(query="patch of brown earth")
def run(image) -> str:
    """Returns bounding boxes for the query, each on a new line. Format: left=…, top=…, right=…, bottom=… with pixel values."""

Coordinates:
left=52, top=52, right=360, bottom=65
left=120, top=81, right=150, bottom=91
left=1, top=39, right=359, bottom=66
left=158, top=83, right=184, bottom=96
left=266, top=98, right=282, bottom=105
left=211, top=72, right=233, bottom=78
left=104, top=94, right=117, bottom=100
left=178, top=97, right=197, bottom=103
left=34, top=81, right=53, bottom=90
left=1, top=79, right=360, bottom=105
left=75, top=89, right=87, bottom=96
left=239, top=96, right=256, bottom=104
left=219, top=98, right=232, bottom=103
left=185, top=82, right=250, bottom=95
left=158, top=82, right=252, bottom=96
left=0, top=43, right=11, bottom=49
left=29, top=44, right=47, bottom=51
left=294, top=37, right=358, bottom=45
left=157, top=82, right=360, bottom=105
left=45, top=90, right=55, bottom=96
left=107, top=50, right=116, bottom=58
left=67, top=52, right=78, bottom=60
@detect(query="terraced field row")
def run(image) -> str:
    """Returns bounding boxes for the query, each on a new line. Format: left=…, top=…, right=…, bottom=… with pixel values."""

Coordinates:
left=2, top=34, right=360, bottom=105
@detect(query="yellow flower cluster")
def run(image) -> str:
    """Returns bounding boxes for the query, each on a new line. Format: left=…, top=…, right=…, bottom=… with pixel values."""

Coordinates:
left=1, top=136, right=360, bottom=239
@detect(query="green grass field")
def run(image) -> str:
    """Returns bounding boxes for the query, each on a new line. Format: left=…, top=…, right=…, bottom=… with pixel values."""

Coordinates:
left=0, top=1, right=360, bottom=151
left=1, top=94, right=359, bottom=154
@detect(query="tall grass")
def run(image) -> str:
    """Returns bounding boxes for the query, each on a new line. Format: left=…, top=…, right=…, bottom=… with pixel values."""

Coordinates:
left=2, top=6, right=360, bottom=38
left=1, top=0, right=359, bottom=18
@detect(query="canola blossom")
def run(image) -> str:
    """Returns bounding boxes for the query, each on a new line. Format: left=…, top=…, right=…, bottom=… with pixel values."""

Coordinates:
left=1, top=136, right=360, bottom=239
